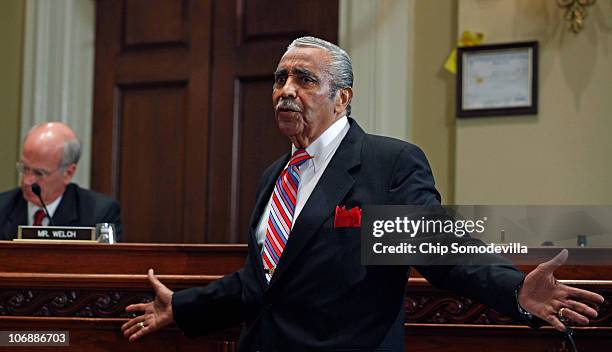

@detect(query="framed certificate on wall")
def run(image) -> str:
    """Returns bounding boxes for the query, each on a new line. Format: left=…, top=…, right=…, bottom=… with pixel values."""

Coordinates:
left=457, top=41, right=538, bottom=118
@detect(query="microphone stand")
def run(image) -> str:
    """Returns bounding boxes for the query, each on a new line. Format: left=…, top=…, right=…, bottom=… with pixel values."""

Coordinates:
left=31, top=183, right=55, bottom=226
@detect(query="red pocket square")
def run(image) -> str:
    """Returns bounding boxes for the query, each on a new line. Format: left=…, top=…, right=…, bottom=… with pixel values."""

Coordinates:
left=334, top=206, right=362, bottom=228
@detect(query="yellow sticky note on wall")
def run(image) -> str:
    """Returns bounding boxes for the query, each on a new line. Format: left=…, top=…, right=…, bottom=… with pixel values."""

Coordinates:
left=444, top=31, right=483, bottom=74
left=444, top=49, right=458, bottom=74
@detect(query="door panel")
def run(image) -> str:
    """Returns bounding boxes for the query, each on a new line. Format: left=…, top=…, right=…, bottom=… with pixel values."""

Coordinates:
left=93, top=0, right=338, bottom=243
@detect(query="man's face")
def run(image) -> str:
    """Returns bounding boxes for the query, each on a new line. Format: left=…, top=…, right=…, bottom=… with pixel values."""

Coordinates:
left=272, top=47, right=340, bottom=147
left=19, top=138, right=74, bottom=206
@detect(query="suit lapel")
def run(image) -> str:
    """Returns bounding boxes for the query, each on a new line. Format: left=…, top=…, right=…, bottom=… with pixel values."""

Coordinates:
left=51, top=184, right=79, bottom=225
left=268, top=119, right=364, bottom=287
left=248, top=154, right=290, bottom=288
left=2, top=196, right=27, bottom=240
left=248, top=156, right=289, bottom=234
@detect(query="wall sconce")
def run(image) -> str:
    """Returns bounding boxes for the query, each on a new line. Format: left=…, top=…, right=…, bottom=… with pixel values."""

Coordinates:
left=557, top=0, right=597, bottom=33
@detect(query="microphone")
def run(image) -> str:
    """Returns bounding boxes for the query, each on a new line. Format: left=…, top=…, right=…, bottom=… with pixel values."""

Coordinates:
left=32, top=183, right=55, bottom=226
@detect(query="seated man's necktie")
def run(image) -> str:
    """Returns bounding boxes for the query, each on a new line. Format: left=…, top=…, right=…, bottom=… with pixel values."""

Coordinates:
left=33, top=209, right=46, bottom=226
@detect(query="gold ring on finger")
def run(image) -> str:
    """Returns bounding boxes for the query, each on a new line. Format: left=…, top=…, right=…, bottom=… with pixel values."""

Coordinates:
left=558, top=307, right=568, bottom=323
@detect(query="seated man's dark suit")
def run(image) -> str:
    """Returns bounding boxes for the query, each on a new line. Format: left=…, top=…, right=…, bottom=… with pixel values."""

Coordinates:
left=0, top=183, right=122, bottom=241
left=172, top=119, right=525, bottom=351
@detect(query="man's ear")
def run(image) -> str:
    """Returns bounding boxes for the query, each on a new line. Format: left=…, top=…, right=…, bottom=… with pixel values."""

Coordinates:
left=62, top=164, right=77, bottom=185
left=334, top=87, right=353, bottom=114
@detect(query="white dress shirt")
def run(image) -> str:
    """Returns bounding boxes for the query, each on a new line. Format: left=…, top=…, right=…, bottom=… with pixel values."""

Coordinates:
left=28, top=195, right=63, bottom=226
left=255, top=116, right=350, bottom=251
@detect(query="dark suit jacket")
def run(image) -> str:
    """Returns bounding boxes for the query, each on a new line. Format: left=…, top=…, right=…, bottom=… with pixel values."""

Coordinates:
left=172, top=119, right=525, bottom=351
left=0, top=183, right=122, bottom=241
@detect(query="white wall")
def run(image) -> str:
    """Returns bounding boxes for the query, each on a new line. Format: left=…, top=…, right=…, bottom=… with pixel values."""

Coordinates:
left=339, top=0, right=414, bottom=141
left=20, top=0, right=95, bottom=187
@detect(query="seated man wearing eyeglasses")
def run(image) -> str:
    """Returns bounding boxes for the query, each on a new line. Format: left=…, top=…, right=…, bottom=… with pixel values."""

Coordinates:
left=0, top=122, right=122, bottom=241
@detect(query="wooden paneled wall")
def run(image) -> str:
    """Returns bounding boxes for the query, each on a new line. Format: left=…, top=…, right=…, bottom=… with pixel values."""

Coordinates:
left=92, top=0, right=339, bottom=243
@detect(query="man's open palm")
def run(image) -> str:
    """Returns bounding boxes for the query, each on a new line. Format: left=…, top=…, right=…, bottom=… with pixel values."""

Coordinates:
left=121, top=269, right=174, bottom=342
left=519, top=249, right=604, bottom=331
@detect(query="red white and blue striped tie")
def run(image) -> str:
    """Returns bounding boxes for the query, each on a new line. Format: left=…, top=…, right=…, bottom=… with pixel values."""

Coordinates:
left=262, top=149, right=312, bottom=282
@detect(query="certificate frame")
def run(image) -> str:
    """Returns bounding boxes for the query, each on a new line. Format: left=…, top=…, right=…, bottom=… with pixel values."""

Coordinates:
left=457, top=41, right=538, bottom=118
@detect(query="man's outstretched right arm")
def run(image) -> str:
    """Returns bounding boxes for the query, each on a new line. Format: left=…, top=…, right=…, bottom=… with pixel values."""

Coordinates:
left=172, top=269, right=246, bottom=337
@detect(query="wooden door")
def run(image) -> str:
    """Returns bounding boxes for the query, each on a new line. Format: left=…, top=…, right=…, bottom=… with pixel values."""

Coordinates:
left=92, top=0, right=338, bottom=243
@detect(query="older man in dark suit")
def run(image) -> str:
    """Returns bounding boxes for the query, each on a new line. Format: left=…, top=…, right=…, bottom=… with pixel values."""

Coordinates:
left=0, top=122, right=122, bottom=241
left=122, top=37, right=603, bottom=351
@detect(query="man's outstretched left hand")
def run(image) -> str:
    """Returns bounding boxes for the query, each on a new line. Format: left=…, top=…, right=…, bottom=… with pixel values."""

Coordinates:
left=518, top=249, right=605, bottom=331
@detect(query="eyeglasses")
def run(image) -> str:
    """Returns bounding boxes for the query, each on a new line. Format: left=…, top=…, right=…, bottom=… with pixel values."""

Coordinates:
left=16, top=161, right=64, bottom=180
